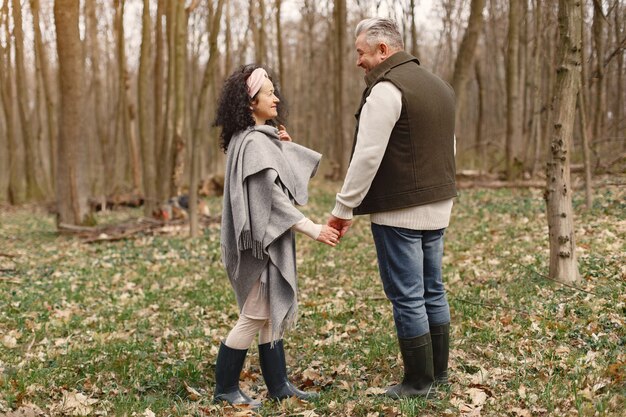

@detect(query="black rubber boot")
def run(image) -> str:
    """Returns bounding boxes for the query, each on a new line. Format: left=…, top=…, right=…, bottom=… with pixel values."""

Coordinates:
left=213, top=342, right=261, bottom=409
left=385, top=333, right=435, bottom=398
left=430, top=323, right=450, bottom=385
left=258, top=340, right=319, bottom=401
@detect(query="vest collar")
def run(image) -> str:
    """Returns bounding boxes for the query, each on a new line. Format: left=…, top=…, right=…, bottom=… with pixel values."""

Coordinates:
left=364, top=51, right=420, bottom=87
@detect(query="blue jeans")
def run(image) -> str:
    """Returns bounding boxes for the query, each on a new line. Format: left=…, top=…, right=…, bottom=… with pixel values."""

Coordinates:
left=371, top=223, right=450, bottom=339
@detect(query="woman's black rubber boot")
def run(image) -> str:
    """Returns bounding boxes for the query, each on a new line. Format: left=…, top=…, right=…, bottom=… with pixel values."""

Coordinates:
left=259, top=340, right=319, bottom=401
left=213, top=342, right=261, bottom=409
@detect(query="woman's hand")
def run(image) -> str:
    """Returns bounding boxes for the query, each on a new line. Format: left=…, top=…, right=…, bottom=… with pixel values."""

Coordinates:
left=316, top=224, right=341, bottom=247
left=278, top=124, right=292, bottom=142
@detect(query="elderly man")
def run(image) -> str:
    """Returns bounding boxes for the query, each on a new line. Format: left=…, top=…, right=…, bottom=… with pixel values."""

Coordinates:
left=328, top=17, right=456, bottom=398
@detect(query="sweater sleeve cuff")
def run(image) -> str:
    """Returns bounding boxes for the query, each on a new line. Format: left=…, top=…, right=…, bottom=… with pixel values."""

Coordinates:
left=292, top=217, right=322, bottom=240
left=331, top=201, right=354, bottom=220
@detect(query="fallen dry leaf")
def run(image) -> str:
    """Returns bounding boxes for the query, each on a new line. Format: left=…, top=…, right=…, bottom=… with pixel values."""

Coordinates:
left=466, top=387, right=488, bottom=406
left=1, top=335, right=17, bottom=349
left=511, top=407, right=531, bottom=417
left=364, top=386, right=387, bottom=396
left=184, top=381, right=202, bottom=401
left=54, top=390, right=98, bottom=416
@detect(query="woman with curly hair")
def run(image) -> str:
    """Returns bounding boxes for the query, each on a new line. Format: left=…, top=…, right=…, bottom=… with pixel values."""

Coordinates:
left=213, top=64, right=339, bottom=408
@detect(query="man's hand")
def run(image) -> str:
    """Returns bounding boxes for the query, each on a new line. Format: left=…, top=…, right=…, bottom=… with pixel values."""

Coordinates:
left=327, top=215, right=352, bottom=238
left=278, top=124, right=292, bottom=142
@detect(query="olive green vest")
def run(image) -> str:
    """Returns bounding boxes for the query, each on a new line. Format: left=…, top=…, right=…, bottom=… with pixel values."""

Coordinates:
left=352, top=51, right=457, bottom=215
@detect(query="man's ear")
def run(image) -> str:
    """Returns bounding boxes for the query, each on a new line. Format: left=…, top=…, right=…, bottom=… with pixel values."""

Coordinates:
left=378, top=42, right=390, bottom=57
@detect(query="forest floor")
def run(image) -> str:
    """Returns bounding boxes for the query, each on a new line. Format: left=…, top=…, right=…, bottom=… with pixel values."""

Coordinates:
left=1, top=175, right=625, bottom=417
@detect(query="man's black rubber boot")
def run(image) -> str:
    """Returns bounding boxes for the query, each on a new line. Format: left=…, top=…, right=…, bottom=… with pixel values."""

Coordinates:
left=385, top=332, right=435, bottom=399
left=430, top=323, right=450, bottom=385
left=213, top=342, right=261, bottom=409
left=259, top=340, right=319, bottom=401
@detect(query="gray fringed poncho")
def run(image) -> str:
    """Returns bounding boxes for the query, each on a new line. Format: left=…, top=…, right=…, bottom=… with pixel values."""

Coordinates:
left=221, top=125, right=321, bottom=340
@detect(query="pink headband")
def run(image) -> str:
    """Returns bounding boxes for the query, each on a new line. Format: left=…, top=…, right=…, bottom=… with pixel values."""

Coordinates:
left=246, top=68, right=268, bottom=97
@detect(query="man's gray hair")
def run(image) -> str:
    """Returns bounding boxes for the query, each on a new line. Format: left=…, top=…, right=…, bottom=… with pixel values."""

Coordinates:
left=355, top=18, right=404, bottom=50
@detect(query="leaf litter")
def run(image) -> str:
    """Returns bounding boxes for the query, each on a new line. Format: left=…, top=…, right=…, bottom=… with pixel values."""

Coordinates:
left=0, top=177, right=624, bottom=416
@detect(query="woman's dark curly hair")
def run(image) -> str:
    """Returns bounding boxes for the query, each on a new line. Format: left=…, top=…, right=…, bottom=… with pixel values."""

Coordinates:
left=214, top=64, right=288, bottom=152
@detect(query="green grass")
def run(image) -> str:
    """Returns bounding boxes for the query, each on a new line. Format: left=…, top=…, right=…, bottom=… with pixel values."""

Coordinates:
left=1, top=176, right=625, bottom=416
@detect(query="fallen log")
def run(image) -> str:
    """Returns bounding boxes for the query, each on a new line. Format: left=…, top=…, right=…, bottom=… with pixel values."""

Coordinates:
left=457, top=180, right=546, bottom=189
left=58, top=215, right=219, bottom=243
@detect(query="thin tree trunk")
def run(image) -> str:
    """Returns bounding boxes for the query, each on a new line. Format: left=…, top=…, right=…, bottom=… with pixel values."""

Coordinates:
left=115, top=0, right=141, bottom=192
left=154, top=0, right=165, bottom=205
left=519, top=0, right=529, bottom=145
left=158, top=0, right=177, bottom=201
left=506, top=0, right=523, bottom=179
left=540, top=18, right=559, bottom=178
left=0, top=2, right=25, bottom=204
left=409, top=0, right=419, bottom=57
left=171, top=0, right=192, bottom=195
left=451, top=0, right=486, bottom=126
left=475, top=56, right=486, bottom=173
left=591, top=0, right=606, bottom=142
left=31, top=0, right=57, bottom=194
left=545, top=0, right=581, bottom=284
left=527, top=0, right=543, bottom=175
left=275, top=0, right=284, bottom=87
left=85, top=0, right=110, bottom=197
left=190, top=0, right=225, bottom=237
left=224, top=0, right=232, bottom=76
left=12, top=0, right=45, bottom=201
left=251, top=0, right=266, bottom=64
left=139, top=0, right=156, bottom=217
left=54, top=0, right=89, bottom=226
left=332, top=0, right=346, bottom=180
left=577, top=87, right=593, bottom=209
left=614, top=2, right=624, bottom=151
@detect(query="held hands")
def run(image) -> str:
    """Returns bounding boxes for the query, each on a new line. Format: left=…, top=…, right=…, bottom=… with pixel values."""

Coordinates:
left=278, top=124, right=292, bottom=142
left=316, top=224, right=341, bottom=247
left=327, top=215, right=352, bottom=238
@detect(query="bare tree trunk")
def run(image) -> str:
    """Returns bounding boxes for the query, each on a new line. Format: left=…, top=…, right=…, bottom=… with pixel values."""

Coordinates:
left=115, top=0, right=141, bottom=192
left=540, top=18, right=559, bottom=178
left=591, top=0, right=606, bottom=142
left=275, top=0, right=284, bottom=87
left=224, top=0, right=232, bottom=76
left=139, top=0, right=156, bottom=217
left=331, top=0, right=346, bottom=180
left=85, top=0, right=111, bottom=198
left=506, top=0, right=523, bottom=179
left=474, top=56, right=486, bottom=173
left=451, top=0, right=486, bottom=126
left=153, top=0, right=165, bottom=205
left=409, top=0, right=419, bottom=57
left=614, top=2, right=624, bottom=151
left=527, top=0, right=543, bottom=175
left=190, top=0, right=225, bottom=237
left=12, top=0, right=46, bottom=201
left=519, top=0, right=529, bottom=145
left=158, top=0, right=177, bottom=201
left=54, top=0, right=89, bottom=226
left=545, top=0, right=581, bottom=284
left=171, top=0, right=194, bottom=195
left=31, top=0, right=57, bottom=193
left=578, top=87, right=593, bottom=209
left=251, top=0, right=267, bottom=64
left=0, top=2, right=25, bottom=204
